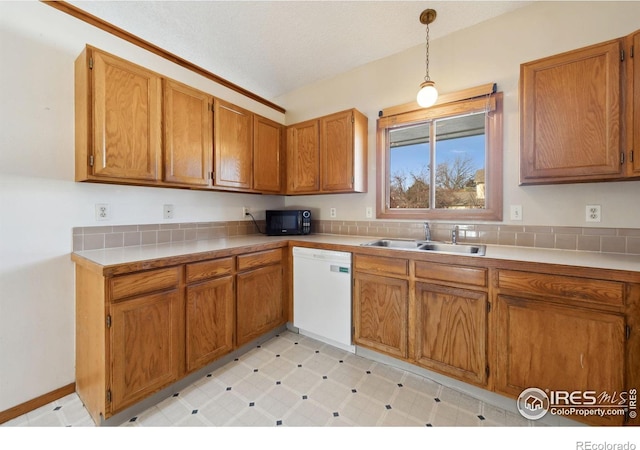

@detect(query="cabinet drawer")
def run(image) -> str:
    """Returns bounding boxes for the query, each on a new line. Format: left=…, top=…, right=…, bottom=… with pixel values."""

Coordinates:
left=237, top=248, right=282, bottom=272
left=186, top=257, right=234, bottom=284
left=497, top=270, right=624, bottom=307
left=415, top=261, right=487, bottom=287
left=110, top=267, right=180, bottom=301
left=354, top=254, right=408, bottom=277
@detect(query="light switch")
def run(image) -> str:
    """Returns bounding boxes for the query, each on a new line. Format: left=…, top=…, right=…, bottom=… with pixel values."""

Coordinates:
left=510, top=205, right=523, bottom=221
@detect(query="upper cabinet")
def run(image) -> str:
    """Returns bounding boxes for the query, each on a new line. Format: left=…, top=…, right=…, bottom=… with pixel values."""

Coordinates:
left=213, top=101, right=286, bottom=193
left=253, top=115, right=285, bottom=193
left=626, top=30, right=640, bottom=177
left=287, top=109, right=368, bottom=195
left=520, top=29, right=640, bottom=184
left=75, top=46, right=368, bottom=196
left=286, top=119, right=320, bottom=193
left=75, top=45, right=285, bottom=194
left=163, top=79, right=213, bottom=187
left=520, top=39, right=622, bottom=183
left=321, top=109, right=368, bottom=192
left=75, top=46, right=162, bottom=183
left=213, top=99, right=253, bottom=190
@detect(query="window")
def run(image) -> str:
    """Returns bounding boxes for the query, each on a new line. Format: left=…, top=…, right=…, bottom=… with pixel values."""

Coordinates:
left=376, top=88, right=503, bottom=221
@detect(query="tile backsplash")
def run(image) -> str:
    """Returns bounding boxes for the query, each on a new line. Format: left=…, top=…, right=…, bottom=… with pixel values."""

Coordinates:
left=312, top=220, right=640, bottom=255
left=72, top=220, right=265, bottom=252
left=73, top=220, right=640, bottom=255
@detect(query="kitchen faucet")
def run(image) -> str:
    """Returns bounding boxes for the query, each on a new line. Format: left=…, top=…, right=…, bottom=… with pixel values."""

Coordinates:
left=424, top=222, right=431, bottom=241
left=451, top=225, right=458, bottom=244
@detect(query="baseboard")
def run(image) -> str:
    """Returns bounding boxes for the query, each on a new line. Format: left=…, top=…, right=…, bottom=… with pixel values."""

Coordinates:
left=0, top=383, right=76, bottom=425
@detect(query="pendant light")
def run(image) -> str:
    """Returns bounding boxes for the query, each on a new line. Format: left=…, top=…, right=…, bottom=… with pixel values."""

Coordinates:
left=416, top=8, right=438, bottom=108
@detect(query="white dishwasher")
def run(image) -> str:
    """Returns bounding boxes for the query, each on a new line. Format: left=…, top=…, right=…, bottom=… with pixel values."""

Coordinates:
left=292, top=247, right=354, bottom=353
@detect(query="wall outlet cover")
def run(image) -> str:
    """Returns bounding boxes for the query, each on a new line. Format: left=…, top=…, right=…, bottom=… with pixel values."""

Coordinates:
left=95, top=203, right=110, bottom=221
left=586, top=204, right=601, bottom=223
left=163, top=204, right=174, bottom=219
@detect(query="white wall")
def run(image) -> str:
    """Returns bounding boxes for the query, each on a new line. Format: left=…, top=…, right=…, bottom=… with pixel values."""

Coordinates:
left=0, top=2, right=284, bottom=412
left=277, top=1, right=640, bottom=228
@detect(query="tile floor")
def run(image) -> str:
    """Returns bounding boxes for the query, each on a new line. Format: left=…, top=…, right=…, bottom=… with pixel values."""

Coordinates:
left=3, top=331, right=535, bottom=427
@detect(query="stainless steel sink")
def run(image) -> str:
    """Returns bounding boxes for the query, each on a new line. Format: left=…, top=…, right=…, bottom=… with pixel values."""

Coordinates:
left=361, top=238, right=486, bottom=256
left=417, top=242, right=486, bottom=255
left=360, top=239, right=426, bottom=250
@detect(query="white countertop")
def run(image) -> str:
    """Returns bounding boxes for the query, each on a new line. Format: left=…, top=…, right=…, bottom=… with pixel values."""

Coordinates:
left=72, top=233, right=640, bottom=273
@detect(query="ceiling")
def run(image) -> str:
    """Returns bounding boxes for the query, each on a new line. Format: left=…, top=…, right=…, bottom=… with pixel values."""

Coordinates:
left=68, top=1, right=531, bottom=101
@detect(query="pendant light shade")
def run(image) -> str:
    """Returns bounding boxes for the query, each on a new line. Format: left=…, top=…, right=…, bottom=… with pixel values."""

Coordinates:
left=417, top=9, right=438, bottom=108
left=417, top=80, right=438, bottom=108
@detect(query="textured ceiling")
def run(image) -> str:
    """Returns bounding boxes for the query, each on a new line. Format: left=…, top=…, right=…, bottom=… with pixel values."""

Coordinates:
left=68, top=1, right=531, bottom=100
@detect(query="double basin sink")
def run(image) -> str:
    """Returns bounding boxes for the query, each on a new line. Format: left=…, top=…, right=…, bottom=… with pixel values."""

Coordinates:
left=361, top=238, right=486, bottom=256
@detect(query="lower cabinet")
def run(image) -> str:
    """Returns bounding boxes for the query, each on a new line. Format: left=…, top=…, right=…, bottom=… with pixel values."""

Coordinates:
left=236, top=249, right=285, bottom=346
left=495, top=269, right=629, bottom=426
left=414, top=283, right=488, bottom=386
left=495, top=294, right=626, bottom=426
left=353, top=272, right=408, bottom=358
left=185, top=258, right=235, bottom=372
left=350, top=251, right=636, bottom=426
left=110, top=289, right=184, bottom=413
left=74, top=244, right=636, bottom=427
left=75, top=265, right=185, bottom=424
left=74, top=246, right=285, bottom=425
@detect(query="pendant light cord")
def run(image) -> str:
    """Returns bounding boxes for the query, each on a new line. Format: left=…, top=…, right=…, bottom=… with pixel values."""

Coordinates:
left=424, top=21, right=431, bottom=82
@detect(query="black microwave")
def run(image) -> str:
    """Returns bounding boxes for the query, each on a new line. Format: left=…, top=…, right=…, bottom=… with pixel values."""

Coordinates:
left=265, top=210, right=311, bottom=236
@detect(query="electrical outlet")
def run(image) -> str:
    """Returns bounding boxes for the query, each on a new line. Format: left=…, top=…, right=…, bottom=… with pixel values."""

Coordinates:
left=330, top=207, right=337, bottom=218
left=586, top=204, right=601, bottom=223
left=510, top=205, right=523, bottom=221
left=95, top=203, right=110, bottom=221
left=163, top=204, right=174, bottom=219
left=242, top=207, right=249, bottom=219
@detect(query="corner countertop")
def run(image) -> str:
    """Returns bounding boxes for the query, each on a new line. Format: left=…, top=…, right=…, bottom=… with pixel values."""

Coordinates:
left=71, top=233, right=640, bottom=274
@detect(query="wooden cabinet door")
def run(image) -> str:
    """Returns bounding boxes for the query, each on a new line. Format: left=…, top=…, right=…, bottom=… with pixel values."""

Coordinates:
left=214, top=99, right=253, bottom=189
left=495, top=295, right=625, bottom=425
left=236, top=264, right=284, bottom=346
left=253, top=115, right=284, bottom=193
left=630, top=31, right=640, bottom=176
left=353, top=272, right=408, bottom=358
left=286, top=119, right=320, bottom=193
left=520, top=39, right=623, bottom=184
left=321, top=110, right=354, bottom=192
left=109, top=290, right=184, bottom=414
left=414, top=283, right=487, bottom=386
left=186, top=276, right=234, bottom=372
left=163, top=79, right=212, bottom=186
left=91, top=49, right=162, bottom=181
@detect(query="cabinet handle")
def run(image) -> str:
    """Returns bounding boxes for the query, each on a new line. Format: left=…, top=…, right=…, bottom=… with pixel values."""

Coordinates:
left=620, top=152, right=625, bottom=165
